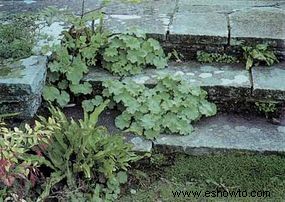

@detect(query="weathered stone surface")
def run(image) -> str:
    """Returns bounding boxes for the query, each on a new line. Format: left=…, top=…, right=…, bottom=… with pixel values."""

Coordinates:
left=178, top=0, right=282, bottom=13
left=0, top=56, right=47, bottom=118
left=85, top=62, right=251, bottom=101
left=104, top=14, right=170, bottom=40
left=84, top=0, right=176, bottom=16
left=85, top=0, right=176, bottom=39
left=0, top=0, right=84, bottom=14
left=128, top=136, right=152, bottom=153
left=154, top=114, right=285, bottom=155
left=169, top=12, right=228, bottom=45
left=230, top=7, right=285, bottom=44
left=252, top=62, right=285, bottom=101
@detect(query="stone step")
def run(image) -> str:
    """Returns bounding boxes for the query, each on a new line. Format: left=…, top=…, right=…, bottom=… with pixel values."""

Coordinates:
left=153, top=113, right=285, bottom=155
left=85, top=61, right=285, bottom=103
left=1, top=0, right=284, bottom=61
left=0, top=56, right=47, bottom=118
left=98, top=110, right=285, bottom=154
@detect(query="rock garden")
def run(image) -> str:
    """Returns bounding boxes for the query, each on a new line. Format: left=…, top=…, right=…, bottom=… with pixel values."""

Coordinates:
left=0, top=0, right=285, bottom=201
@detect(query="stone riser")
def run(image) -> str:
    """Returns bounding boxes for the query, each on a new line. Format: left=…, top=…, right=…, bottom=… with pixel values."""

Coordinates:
left=0, top=56, right=47, bottom=119
left=85, top=62, right=285, bottom=105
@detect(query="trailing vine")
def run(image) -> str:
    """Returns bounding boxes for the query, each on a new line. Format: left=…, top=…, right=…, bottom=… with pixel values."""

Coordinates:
left=102, top=75, right=217, bottom=139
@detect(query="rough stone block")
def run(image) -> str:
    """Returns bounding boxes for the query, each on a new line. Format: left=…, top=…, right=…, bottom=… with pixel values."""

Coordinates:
left=252, top=62, right=285, bottom=101
left=230, top=7, right=285, bottom=45
left=0, top=56, right=47, bottom=118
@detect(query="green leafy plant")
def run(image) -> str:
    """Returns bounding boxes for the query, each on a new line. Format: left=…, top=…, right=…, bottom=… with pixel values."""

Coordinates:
left=255, top=102, right=277, bottom=118
left=1, top=101, right=140, bottom=201
left=197, top=51, right=238, bottom=64
left=42, top=11, right=108, bottom=107
left=103, top=75, right=217, bottom=140
left=242, top=44, right=278, bottom=70
left=43, top=10, right=168, bottom=108
left=0, top=118, right=52, bottom=200
left=36, top=100, right=139, bottom=201
left=103, top=31, right=168, bottom=76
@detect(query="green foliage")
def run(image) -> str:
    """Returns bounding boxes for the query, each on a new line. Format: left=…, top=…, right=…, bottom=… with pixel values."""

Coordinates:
left=150, top=153, right=167, bottom=167
left=103, top=75, right=217, bottom=139
left=0, top=102, right=139, bottom=201
left=103, top=31, right=168, bottom=76
left=255, top=102, right=277, bottom=118
left=0, top=13, right=37, bottom=60
left=197, top=51, right=238, bottom=64
left=0, top=119, right=52, bottom=199
left=43, top=11, right=108, bottom=107
left=42, top=9, right=168, bottom=108
left=242, top=44, right=278, bottom=70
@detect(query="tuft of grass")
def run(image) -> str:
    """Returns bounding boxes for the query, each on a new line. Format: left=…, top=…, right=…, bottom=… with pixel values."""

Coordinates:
left=120, top=153, right=285, bottom=201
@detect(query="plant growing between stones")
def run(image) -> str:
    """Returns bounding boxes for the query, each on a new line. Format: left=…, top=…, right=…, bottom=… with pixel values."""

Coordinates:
left=103, top=75, right=217, bottom=140
left=255, top=101, right=277, bottom=118
left=242, top=44, right=278, bottom=70
left=197, top=51, right=238, bottom=64
left=42, top=9, right=168, bottom=107
left=103, top=31, right=168, bottom=76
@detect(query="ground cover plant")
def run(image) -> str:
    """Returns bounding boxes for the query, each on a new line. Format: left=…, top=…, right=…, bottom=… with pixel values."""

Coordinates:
left=0, top=101, right=140, bottom=201
left=197, top=51, right=238, bottom=64
left=242, top=44, right=279, bottom=70
left=103, top=75, right=217, bottom=139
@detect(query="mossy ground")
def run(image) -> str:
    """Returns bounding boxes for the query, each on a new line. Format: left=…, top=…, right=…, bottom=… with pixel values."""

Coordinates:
left=120, top=153, right=285, bottom=201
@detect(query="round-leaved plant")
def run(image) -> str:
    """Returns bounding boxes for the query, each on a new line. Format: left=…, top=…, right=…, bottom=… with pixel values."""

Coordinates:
left=103, top=75, right=217, bottom=139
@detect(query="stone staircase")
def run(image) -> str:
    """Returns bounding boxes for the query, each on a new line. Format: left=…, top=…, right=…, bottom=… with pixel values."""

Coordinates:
left=0, top=0, right=285, bottom=154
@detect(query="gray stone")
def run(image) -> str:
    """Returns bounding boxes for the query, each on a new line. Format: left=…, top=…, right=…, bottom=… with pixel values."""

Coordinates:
left=169, top=12, right=228, bottom=45
left=104, top=13, right=170, bottom=40
left=252, top=62, right=285, bottom=101
left=129, top=136, right=152, bottom=153
left=154, top=114, right=285, bottom=154
left=84, top=0, right=176, bottom=16
left=178, top=0, right=282, bottom=13
left=230, top=7, right=285, bottom=44
left=277, top=126, right=285, bottom=133
left=0, top=56, right=47, bottom=118
left=0, top=0, right=84, bottom=15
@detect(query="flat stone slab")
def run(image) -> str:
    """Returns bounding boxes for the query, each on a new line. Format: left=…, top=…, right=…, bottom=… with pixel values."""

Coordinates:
left=0, top=56, right=47, bottom=118
left=154, top=114, right=285, bottom=154
left=104, top=14, right=170, bottom=40
left=85, top=62, right=252, bottom=101
left=0, top=0, right=83, bottom=14
left=252, top=62, right=285, bottom=101
left=177, top=0, right=282, bottom=13
left=169, top=12, right=228, bottom=45
left=230, top=7, right=285, bottom=46
left=84, top=0, right=176, bottom=16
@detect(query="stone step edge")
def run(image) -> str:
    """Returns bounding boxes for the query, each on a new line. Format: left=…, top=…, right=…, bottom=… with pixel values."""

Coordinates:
left=84, top=61, right=285, bottom=102
left=125, top=114, right=285, bottom=155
